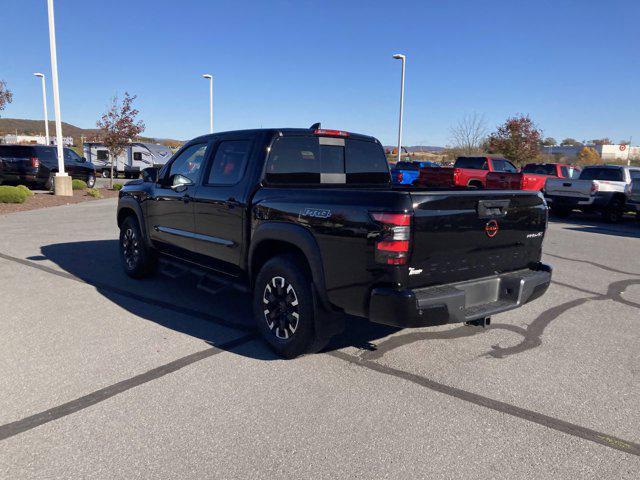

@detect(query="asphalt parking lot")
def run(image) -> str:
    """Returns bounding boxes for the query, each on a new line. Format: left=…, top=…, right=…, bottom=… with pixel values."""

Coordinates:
left=0, top=200, right=639, bottom=479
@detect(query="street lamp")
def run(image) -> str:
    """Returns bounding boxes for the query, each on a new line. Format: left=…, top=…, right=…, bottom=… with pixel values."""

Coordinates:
left=392, top=53, right=406, bottom=164
left=33, top=73, right=50, bottom=146
left=202, top=74, right=213, bottom=133
left=46, top=0, right=71, bottom=195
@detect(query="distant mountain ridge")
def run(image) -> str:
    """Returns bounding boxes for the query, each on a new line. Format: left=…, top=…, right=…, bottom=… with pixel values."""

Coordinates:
left=0, top=118, right=181, bottom=147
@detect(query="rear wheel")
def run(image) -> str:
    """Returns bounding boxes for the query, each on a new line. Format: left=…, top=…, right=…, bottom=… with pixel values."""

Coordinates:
left=119, top=216, right=156, bottom=278
left=102, top=169, right=111, bottom=179
left=602, top=197, right=625, bottom=223
left=44, top=172, right=55, bottom=191
left=551, top=206, right=571, bottom=218
left=253, top=255, right=326, bottom=358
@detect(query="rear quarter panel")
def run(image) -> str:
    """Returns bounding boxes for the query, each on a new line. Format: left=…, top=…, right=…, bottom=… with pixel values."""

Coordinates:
left=251, top=187, right=411, bottom=317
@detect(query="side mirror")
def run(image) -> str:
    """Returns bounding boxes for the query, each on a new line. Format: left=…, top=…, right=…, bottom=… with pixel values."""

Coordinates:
left=81, top=156, right=87, bottom=163
left=141, top=167, right=159, bottom=183
left=169, top=174, right=194, bottom=192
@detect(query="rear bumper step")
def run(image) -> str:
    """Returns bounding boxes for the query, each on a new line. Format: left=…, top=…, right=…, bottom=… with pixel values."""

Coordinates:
left=368, top=263, right=552, bottom=328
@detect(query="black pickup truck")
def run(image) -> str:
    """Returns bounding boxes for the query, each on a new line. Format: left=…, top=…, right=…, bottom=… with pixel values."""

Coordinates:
left=117, top=126, right=552, bottom=357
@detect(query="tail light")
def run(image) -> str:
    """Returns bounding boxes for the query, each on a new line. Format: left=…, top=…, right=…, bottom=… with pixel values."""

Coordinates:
left=31, top=157, right=39, bottom=168
left=371, top=212, right=411, bottom=265
left=453, top=168, right=461, bottom=184
left=397, top=172, right=404, bottom=183
left=590, top=182, right=599, bottom=194
left=521, top=176, right=528, bottom=190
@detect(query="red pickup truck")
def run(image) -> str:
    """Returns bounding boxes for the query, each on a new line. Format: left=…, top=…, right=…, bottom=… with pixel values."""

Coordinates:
left=485, top=163, right=579, bottom=191
left=414, top=156, right=517, bottom=189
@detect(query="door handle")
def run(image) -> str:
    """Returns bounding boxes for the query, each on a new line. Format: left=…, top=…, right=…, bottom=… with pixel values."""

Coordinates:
left=182, top=194, right=191, bottom=204
left=227, top=197, right=239, bottom=209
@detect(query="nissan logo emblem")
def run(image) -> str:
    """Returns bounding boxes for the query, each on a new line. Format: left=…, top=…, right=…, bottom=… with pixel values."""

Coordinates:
left=485, top=220, right=499, bottom=238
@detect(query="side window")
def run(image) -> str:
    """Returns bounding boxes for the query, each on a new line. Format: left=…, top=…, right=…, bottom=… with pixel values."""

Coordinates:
left=630, top=170, right=640, bottom=180
left=97, top=150, right=108, bottom=160
left=133, top=152, right=142, bottom=161
left=560, top=166, right=569, bottom=178
left=166, top=143, right=208, bottom=186
left=64, top=149, right=82, bottom=163
left=492, top=159, right=516, bottom=172
left=206, top=140, right=251, bottom=185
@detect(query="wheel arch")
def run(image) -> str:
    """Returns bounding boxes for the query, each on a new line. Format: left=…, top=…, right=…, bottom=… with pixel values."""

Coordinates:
left=117, top=198, right=151, bottom=247
left=249, top=223, right=331, bottom=310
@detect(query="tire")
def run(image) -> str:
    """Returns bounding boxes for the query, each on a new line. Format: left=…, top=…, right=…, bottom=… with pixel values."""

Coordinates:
left=102, top=169, right=111, bottom=179
left=253, top=255, right=325, bottom=358
left=119, top=216, right=156, bottom=278
left=551, top=206, right=571, bottom=218
left=602, top=197, right=625, bottom=223
left=44, top=173, right=55, bottom=191
left=86, top=174, right=96, bottom=188
left=468, top=181, right=483, bottom=190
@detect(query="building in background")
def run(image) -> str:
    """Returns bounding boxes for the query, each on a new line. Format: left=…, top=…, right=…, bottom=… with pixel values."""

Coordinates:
left=542, top=144, right=640, bottom=163
left=0, top=133, right=73, bottom=146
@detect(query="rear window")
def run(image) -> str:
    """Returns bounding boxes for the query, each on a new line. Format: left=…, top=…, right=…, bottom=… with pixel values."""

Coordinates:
left=454, top=157, right=488, bottom=170
left=265, top=136, right=389, bottom=185
left=523, top=164, right=557, bottom=175
left=579, top=168, right=623, bottom=181
left=0, top=146, right=35, bottom=158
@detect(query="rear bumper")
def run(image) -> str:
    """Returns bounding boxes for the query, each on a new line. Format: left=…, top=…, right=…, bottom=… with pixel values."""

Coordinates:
left=368, top=263, right=552, bottom=328
left=546, top=193, right=612, bottom=208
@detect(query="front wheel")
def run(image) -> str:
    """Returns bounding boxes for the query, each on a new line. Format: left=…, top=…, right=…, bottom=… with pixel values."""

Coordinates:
left=119, top=216, right=156, bottom=278
left=253, top=255, right=326, bottom=358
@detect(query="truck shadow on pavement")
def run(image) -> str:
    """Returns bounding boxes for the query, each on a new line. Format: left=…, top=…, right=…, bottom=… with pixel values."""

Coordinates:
left=549, top=214, right=640, bottom=239
left=39, top=240, right=400, bottom=360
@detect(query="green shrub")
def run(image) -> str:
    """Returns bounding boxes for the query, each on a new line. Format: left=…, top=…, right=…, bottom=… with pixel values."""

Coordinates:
left=112, top=183, right=124, bottom=191
left=0, top=186, right=29, bottom=204
left=86, top=188, right=102, bottom=198
left=16, top=185, right=34, bottom=197
left=72, top=179, right=88, bottom=190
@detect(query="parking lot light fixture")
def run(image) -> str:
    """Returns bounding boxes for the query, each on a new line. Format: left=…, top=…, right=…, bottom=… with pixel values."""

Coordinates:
left=393, top=53, right=406, bottom=164
left=33, top=73, right=50, bottom=145
left=202, top=74, right=213, bottom=133
left=46, top=0, right=72, bottom=196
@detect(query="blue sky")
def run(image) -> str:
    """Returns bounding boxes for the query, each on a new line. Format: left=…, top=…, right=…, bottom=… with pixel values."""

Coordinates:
left=1, top=0, right=638, bottom=146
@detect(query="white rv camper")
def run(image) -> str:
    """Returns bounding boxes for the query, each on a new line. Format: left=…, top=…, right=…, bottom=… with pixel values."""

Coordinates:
left=83, top=142, right=173, bottom=178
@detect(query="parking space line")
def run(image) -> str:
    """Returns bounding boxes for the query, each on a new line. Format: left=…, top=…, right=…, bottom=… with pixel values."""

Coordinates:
left=0, top=334, right=256, bottom=442
left=0, top=251, right=252, bottom=333
left=329, top=351, right=640, bottom=457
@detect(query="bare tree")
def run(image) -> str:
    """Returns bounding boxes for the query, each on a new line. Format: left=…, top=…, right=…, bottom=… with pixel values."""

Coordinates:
left=96, top=92, right=145, bottom=188
left=0, top=80, right=13, bottom=115
left=449, top=113, right=488, bottom=155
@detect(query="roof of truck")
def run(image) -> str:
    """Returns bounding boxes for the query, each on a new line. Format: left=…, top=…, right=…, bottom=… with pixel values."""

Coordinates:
left=189, top=128, right=379, bottom=144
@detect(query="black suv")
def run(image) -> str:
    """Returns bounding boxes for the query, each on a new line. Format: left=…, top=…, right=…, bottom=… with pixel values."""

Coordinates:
left=0, top=144, right=96, bottom=189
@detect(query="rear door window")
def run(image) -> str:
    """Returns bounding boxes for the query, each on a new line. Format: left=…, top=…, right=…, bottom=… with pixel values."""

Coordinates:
left=206, top=140, right=251, bottom=185
left=491, top=159, right=518, bottom=173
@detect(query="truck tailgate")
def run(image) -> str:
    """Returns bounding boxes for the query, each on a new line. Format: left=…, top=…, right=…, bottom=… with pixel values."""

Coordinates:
left=407, top=191, right=547, bottom=289
left=545, top=178, right=593, bottom=199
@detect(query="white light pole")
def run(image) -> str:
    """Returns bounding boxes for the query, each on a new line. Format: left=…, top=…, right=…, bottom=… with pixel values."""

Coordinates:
left=33, top=73, right=50, bottom=145
left=392, top=53, right=406, bottom=164
left=202, top=74, right=213, bottom=133
left=46, top=0, right=71, bottom=195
